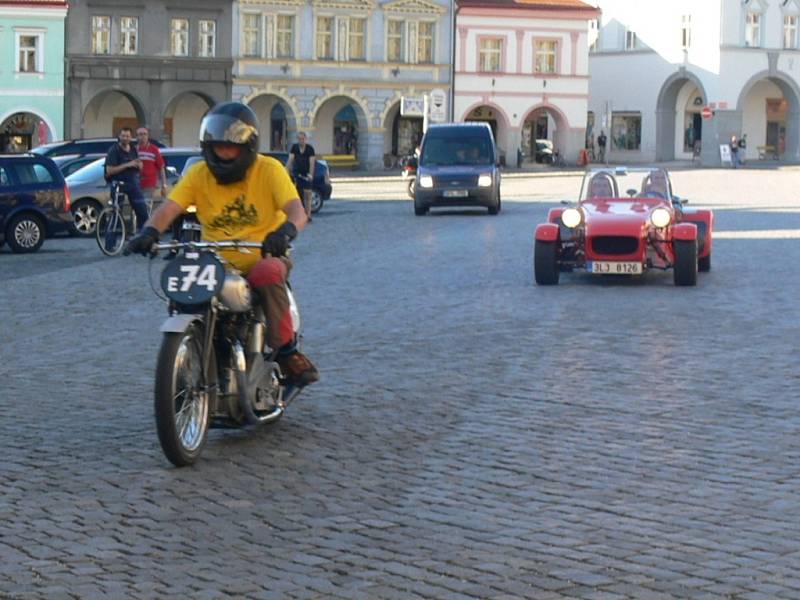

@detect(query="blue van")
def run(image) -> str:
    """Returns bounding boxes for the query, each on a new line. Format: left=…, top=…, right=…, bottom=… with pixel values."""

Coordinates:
left=413, top=122, right=501, bottom=216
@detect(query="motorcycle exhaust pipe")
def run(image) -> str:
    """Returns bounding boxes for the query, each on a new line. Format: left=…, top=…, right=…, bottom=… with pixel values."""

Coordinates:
left=232, top=342, right=283, bottom=426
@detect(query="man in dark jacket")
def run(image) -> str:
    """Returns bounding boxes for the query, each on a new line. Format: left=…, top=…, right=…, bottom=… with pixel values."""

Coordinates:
left=285, top=132, right=316, bottom=221
left=105, top=127, right=149, bottom=230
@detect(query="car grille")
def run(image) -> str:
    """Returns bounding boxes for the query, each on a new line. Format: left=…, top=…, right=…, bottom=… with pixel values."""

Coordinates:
left=591, top=236, right=639, bottom=255
left=434, top=174, right=478, bottom=187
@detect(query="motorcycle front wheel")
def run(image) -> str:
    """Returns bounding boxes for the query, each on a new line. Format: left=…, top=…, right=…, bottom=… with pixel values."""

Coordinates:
left=154, top=324, right=216, bottom=467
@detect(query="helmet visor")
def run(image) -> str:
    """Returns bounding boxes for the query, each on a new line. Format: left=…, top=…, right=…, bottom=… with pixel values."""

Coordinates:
left=199, top=113, right=257, bottom=145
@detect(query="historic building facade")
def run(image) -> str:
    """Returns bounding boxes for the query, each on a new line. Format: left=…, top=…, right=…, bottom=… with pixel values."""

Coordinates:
left=454, top=0, right=598, bottom=165
left=232, top=0, right=454, bottom=169
left=589, top=0, right=800, bottom=165
left=64, top=0, right=233, bottom=145
left=0, top=0, right=68, bottom=151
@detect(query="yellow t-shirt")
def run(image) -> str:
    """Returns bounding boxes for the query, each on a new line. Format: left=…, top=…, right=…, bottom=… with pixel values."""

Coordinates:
left=169, top=155, right=298, bottom=272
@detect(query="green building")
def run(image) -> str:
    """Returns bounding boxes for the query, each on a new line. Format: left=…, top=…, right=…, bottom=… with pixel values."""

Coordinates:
left=0, top=0, right=68, bottom=151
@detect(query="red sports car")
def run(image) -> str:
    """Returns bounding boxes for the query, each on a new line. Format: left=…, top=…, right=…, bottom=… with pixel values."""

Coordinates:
left=534, top=167, right=713, bottom=286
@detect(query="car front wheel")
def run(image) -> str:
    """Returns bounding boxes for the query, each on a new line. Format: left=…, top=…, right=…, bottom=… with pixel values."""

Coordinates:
left=673, top=239, right=698, bottom=286
left=534, top=239, right=559, bottom=285
left=310, top=190, right=324, bottom=214
left=698, top=253, right=711, bottom=272
left=7, top=213, right=45, bottom=253
left=71, top=199, right=102, bottom=236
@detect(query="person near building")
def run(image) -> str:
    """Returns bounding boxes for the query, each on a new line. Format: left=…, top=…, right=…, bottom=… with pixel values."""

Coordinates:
left=105, top=127, right=149, bottom=231
left=285, top=132, right=316, bottom=222
left=730, top=135, right=739, bottom=168
left=737, top=134, right=747, bottom=165
left=135, top=126, right=168, bottom=213
left=597, top=131, right=607, bottom=163
left=126, top=102, right=319, bottom=388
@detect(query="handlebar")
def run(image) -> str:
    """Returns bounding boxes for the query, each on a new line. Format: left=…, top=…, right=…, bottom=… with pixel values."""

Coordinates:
left=152, top=240, right=262, bottom=252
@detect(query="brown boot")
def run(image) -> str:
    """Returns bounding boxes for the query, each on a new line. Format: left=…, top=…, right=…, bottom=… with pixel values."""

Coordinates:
left=277, top=351, right=320, bottom=387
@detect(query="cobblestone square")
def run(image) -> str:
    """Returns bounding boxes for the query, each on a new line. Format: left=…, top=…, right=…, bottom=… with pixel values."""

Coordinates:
left=1, top=167, right=799, bottom=598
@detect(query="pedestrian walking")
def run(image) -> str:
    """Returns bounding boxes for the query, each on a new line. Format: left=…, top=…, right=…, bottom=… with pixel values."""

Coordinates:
left=730, top=135, right=739, bottom=169
left=738, top=134, right=747, bottom=165
left=285, top=132, right=316, bottom=222
left=104, top=127, right=149, bottom=231
left=597, top=130, right=607, bottom=164
left=135, top=126, right=168, bottom=213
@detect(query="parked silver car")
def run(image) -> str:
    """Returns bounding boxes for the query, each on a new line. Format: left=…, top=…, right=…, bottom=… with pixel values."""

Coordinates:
left=66, top=147, right=200, bottom=236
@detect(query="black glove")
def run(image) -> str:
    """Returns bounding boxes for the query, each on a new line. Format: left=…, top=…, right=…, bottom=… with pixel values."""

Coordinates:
left=124, top=225, right=160, bottom=256
left=261, top=222, right=297, bottom=257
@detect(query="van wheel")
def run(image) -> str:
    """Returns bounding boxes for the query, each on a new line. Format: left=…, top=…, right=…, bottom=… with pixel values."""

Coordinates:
left=414, top=200, right=428, bottom=216
left=488, top=191, right=501, bottom=215
left=7, top=213, right=45, bottom=253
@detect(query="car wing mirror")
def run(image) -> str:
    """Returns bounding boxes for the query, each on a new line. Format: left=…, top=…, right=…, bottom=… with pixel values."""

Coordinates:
left=625, top=188, right=638, bottom=197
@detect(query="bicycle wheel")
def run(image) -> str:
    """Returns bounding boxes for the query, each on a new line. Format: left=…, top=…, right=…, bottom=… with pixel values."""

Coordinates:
left=96, top=207, right=127, bottom=256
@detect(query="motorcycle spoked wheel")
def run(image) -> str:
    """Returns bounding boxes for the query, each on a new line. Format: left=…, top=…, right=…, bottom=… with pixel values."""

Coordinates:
left=154, top=323, right=217, bottom=467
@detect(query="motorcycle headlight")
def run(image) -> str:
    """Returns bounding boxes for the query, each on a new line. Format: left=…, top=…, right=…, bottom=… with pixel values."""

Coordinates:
left=478, top=174, right=492, bottom=187
left=650, top=207, right=671, bottom=228
left=419, top=175, right=434, bottom=189
left=561, top=207, right=583, bottom=228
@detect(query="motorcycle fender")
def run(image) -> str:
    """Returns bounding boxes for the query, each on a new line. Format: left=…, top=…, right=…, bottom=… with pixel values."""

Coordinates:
left=535, top=223, right=560, bottom=242
left=672, top=222, right=697, bottom=241
left=159, top=313, right=203, bottom=333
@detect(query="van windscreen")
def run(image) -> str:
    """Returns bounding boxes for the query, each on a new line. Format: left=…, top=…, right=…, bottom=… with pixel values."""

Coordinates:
left=421, top=135, right=493, bottom=166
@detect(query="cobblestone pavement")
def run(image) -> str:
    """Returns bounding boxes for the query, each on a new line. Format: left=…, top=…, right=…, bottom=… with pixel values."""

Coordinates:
left=1, top=168, right=800, bottom=599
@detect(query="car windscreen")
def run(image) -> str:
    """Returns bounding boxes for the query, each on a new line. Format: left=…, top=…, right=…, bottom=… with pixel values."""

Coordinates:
left=581, top=169, right=673, bottom=202
left=421, top=134, right=493, bottom=167
left=65, top=157, right=105, bottom=184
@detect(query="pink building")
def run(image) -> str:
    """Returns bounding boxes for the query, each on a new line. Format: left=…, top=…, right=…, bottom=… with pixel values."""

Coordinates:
left=455, top=0, right=599, bottom=165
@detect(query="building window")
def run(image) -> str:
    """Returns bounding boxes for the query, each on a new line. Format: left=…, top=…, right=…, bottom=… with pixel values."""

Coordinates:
left=534, top=40, right=557, bottom=74
left=745, top=11, right=761, bottom=47
left=243, top=13, right=261, bottom=57
left=276, top=15, right=294, bottom=58
left=681, top=14, right=691, bottom=49
left=589, top=18, right=600, bottom=52
left=316, top=16, right=333, bottom=59
left=171, top=19, right=189, bottom=56
left=347, top=17, right=366, bottom=60
left=199, top=19, right=216, bottom=57
left=611, top=113, right=641, bottom=151
left=120, top=17, right=138, bottom=55
left=387, top=19, right=403, bottom=61
left=625, top=29, right=637, bottom=50
left=479, top=38, right=503, bottom=72
left=17, top=34, right=40, bottom=72
left=784, top=15, right=798, bottom=49
left=417, top=21, right=434, bottom=63
left=91, top=16, right=111, bottom=54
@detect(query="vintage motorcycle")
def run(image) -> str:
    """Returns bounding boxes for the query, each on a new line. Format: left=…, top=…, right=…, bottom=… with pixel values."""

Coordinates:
left=145, top=230, right=304, bottom=467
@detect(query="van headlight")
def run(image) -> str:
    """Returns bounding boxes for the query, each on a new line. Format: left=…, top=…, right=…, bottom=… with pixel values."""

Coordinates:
left=561, top=208, right=583, bottom=228
left=478, top=174, right=492, bottom=187
left=650, top=207, right=671, bottom=228
left=419, top=175, right=434, bottom=189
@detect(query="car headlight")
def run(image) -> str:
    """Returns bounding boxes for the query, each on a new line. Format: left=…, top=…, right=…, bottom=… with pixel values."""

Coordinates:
left=650, top=207, right=671, bottom=228
left=419, top=175, right=434, bottom=189
left=478, top=174, right=492, bottom=187
left=561, top=207, right=583, bottom=228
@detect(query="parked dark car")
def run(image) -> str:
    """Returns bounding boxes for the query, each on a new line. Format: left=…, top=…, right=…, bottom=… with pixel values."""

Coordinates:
left=65, top=148, right=200, bottom=236
left=261, top=151, right=332, bottom=213
left=413, top=122, right=501, bottom=215
left=0, top=154, right=72, bottom=253
left=51, top=154, right=106, bottom=178
left=32, top=137, right=164, bottom=158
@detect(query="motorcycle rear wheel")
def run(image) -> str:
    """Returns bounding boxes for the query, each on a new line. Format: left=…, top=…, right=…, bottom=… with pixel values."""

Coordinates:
left=154, top=324, right=216, bottom=467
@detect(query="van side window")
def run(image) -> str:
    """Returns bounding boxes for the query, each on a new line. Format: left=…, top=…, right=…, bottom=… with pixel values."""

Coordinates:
left=33, top=163, right=55, bottom=183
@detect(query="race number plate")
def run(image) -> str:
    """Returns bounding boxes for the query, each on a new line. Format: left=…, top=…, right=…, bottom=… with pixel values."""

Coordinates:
left=588, top=261, right=643, bottom=275
left=161, top=251, right=225, bottom=305
left=443, top=189, right=468, bottom=198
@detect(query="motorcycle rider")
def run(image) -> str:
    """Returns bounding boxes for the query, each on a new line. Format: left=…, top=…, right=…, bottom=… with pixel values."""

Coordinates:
left=126, top=101, right=319, bottom=387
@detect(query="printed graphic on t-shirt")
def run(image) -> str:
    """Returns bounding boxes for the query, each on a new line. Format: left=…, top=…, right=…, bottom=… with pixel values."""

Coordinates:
left=208, top=195, right=259, bottom=235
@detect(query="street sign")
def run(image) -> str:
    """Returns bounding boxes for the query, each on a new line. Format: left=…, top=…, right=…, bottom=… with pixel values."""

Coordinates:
left=401, top=96, right=425, bottom=117
left=702, top=106, right=713, bottom=120
left=429, top=88, right=447, bottom=123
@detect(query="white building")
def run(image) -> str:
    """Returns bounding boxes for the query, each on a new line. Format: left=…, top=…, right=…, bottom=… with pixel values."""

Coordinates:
left=455, top=0, right=599, bottom=165
left=588, top=0, right=800, bottom=165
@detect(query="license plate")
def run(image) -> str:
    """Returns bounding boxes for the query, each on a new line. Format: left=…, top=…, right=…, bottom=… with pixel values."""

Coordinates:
left=443, top=189, right=468, bottom=198
left=589, top=261, right=643, bottom=275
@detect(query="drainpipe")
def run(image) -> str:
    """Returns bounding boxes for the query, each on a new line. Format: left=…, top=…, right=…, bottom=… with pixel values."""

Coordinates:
left=449, top=1, right=458, bottom=122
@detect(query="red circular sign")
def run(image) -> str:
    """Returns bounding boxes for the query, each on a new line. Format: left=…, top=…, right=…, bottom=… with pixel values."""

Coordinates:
left=701, top=107, right=713, bottom=120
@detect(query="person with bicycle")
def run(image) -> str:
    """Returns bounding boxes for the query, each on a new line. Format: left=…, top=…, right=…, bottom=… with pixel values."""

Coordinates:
left=104, top=127, right=149, bottom=232
left=126, top=102, right=319, bottom=388
left=285, top=131, right=315, bottom=222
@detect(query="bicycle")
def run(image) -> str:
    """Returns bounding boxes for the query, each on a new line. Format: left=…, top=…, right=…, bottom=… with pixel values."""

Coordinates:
left=96, top=181, right=150, bottom=256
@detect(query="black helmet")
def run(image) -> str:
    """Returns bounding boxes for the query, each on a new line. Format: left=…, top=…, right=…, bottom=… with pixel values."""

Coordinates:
left=199, top=101, right=260, bottom=184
